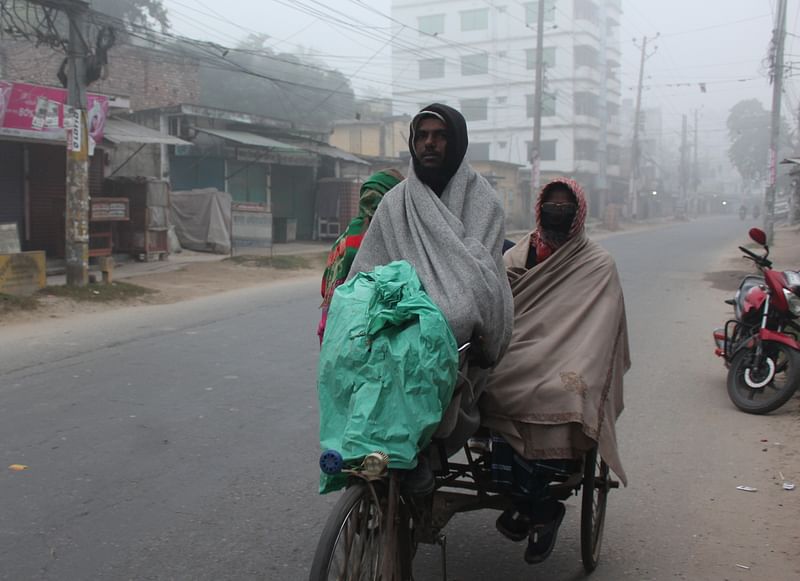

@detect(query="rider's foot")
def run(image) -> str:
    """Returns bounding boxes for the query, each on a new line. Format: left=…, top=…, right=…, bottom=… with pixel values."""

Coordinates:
left=495, top=508, right=530, bottom=542
left=401, top=454, right=434, bottom=496
left=524, top=501, right=566, bottom=565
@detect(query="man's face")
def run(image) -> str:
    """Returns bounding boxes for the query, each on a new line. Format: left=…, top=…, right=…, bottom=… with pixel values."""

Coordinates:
left=413, top=117, right=447, bottom=169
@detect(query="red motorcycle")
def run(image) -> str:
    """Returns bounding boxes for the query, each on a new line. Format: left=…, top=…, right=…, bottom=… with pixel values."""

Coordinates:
left=713, top=228, right=800, bottom=414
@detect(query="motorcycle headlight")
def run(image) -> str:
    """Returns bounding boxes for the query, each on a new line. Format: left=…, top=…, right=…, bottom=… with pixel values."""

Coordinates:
left=783, top=289, right=800, bottom=316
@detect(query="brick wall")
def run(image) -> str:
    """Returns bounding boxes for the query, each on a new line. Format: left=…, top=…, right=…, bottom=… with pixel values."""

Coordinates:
left=0, top=39, right=199, bottom=110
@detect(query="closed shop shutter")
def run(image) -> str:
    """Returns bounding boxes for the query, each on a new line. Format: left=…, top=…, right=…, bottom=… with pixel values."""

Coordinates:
left=27, top=144, right=66, bottom=257
left=0, top=142, right=24, bottom=237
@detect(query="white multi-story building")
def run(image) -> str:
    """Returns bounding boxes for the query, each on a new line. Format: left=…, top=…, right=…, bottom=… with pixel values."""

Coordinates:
left=390, top=0, right=624, bottom=216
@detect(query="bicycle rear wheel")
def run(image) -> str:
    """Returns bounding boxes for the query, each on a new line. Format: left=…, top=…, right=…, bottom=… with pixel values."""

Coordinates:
left=580, top=447, right=610, bottom=574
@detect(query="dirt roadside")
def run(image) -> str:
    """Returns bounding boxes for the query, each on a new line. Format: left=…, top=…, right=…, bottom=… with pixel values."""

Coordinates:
left=706, top=224, right=800, bottom=292
left=0, top=252, right=328, bottom=327
left=703, top=224, right=800, bottom=579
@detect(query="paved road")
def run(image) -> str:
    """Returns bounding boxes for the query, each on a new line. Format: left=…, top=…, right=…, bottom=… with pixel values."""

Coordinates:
left=1, top=215, right=798, bottom=580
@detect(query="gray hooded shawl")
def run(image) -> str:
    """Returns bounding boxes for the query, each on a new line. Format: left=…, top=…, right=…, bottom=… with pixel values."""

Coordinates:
left=348, top=157, right=513, bottom=364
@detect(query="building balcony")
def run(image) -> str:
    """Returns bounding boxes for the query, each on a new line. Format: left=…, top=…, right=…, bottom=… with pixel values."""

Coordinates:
left=573, top=65, right=602, bottom=84
left=571, top=21, right=601, bottom=42
left=541, top=159, right=575, bottom=173
left=573, top=160, right=600, bottom=174
left=573, top=115, right=602, bottom=130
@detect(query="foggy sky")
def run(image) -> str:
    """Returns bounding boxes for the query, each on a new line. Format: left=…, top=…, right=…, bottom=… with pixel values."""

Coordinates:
left=163, top=0, right=798, bottom=152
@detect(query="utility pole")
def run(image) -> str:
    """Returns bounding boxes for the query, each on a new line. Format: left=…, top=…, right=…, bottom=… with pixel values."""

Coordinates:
left=65, top=0, right=91, bottom=286
left=693, top=108, right=699, bottom=216
left=528, top=0, right=546, bottom=229
left=628, top=34, right=658, bottom=220
left=680, top=114, right=688, bottom=205
left=597, top=0, right=610, bottom=226
left=794, top=102, right=800, bottom=225
left=765, top=0, right=788, bottom=243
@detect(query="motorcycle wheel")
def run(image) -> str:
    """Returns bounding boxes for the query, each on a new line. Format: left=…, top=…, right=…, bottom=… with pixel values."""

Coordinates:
left=727, top=340, right=800, bottom=414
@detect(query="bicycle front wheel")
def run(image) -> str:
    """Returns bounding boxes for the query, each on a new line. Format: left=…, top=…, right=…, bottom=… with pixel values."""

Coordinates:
left=309, top=481, right=388, bottom=581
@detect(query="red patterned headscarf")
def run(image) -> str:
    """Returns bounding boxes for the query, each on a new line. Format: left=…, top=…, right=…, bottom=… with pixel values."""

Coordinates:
left=530, top=177, right=588, bottom=263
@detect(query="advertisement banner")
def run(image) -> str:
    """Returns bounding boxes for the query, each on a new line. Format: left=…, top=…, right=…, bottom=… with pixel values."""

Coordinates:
left=0, top=80, right=108, bottom=145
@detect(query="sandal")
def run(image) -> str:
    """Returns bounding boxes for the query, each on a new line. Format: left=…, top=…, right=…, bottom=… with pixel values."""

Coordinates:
left=495, top=508, right=530, bottom=542
left=524, top=502, right=566, bottom=564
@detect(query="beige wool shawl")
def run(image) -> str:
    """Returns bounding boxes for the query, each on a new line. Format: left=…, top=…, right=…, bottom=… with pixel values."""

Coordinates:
left=482, top=231, right=630, bottom=484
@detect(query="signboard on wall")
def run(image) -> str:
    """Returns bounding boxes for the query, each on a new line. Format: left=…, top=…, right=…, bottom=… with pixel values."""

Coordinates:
left=90, top=198, right=130, bottom=222
left=231, top=203, right=272, bottom=254
left=0, top=223, right=21, bottom=254
left=0, top=80, right=109, bottom=145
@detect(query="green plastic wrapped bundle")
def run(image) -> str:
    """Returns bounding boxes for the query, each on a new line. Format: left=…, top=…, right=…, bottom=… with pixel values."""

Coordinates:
left=317, top=260, right=458, bottom=493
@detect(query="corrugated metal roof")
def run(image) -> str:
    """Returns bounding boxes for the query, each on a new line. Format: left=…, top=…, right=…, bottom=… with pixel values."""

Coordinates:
left=104, top=118, right=190, bottom=145
left=297, top=142, right=369, bottom=165
left=196, top=128, right=303, bottom=151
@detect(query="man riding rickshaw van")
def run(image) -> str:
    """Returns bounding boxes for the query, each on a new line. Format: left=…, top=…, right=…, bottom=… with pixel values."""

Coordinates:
left=317, top=103, right=513, bottom=495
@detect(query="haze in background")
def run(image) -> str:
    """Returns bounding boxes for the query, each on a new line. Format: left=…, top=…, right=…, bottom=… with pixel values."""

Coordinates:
left=163, top=0, right=799, bottom=149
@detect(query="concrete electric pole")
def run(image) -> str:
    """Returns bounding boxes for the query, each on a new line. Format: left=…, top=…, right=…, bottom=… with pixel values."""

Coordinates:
left=765, top=0, right=788, bottom=243
left=693, top=108, right=699, bottom=216
left=680, top=114, right=688, bottom=205
left=528, top=0, right=546, bottom=229
left=64, top=0, right=91, bottom=286
left=628, top=34, right=658, bottom=220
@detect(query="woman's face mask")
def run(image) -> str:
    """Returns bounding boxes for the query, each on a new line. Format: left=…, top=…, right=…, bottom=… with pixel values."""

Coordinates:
left=540, top=202, right=577, bottom=233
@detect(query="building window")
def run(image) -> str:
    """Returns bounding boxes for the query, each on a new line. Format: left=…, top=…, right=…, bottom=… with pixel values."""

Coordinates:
left=526, top=93, right=557, bottom=117
left=418, top=14, right=445, bottom=35
left=460, top=98, right=489, bottom=121
left=461, top=52, right=489, bottom=75
left=575, top=139, right=598, bottom=161
left=461, top=8, right=489, bottom=31
left=527, top=139, right=557, bottom=161
left=543, top=93, right=556, bottom=116
left=574, top=45, right=599, bottom=68
left=574, top=92, right=599, bottom=117
left=574, top=0, right=598, bottom=21
left=524, top=0, right=556, bottom=25
left=467, top=142, right=491, bottom=160
left=168, top=116, right=181, bottom=136
left=349, top=128, right=362, bottom=152
left=419, top=58, right=445, bottom=79
left=608, top=144, right=620, bottom=164
left=525, top=47, right=556, bottom=69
